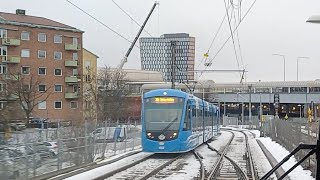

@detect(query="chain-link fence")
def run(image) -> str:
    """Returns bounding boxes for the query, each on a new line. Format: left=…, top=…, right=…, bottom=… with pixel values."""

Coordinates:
left=263, top=118, right=319, bottom=177
left=0, top=120, right=142, bottom=179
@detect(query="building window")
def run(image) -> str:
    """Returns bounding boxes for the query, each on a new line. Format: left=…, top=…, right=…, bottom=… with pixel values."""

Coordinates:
left=38, top=67, right=46, bottom=75
left=0, top=83, right=6, bottom=92
left=85, top=75, right=91, bottom=82
left=54, top=51, right=62, bottom=60
left=54, top=68, right=62, bottom=76
left=85, top=61, right=91, bottom=69
left=54, top=35, right=62, bottom=43
left=0, top=101, right=5, bottom=110
left=54, top=101, right=62, bottom=109
left=38, top=85, right=46, bottom=92
left=0, top=46, right=7, bottom=56
left=54, top=85, right=62, bottom=92
left=72, top=37, right=78, bottom=45
left=38, top=101, right=46, bottom=109
left=73, top=53, right=78, bottom=61
left=70, top=101, right=78, bottom=109
left=21, top=49, right=30, bottom=57
left=0, top=29, right=7, bottom=38
left=85, top=100, right=91, bottom=110
left=38, top=50, right=46, bottom=59
left=72, top=69, right=78, bottom=76
left=21, top=31, right=30, bottom=40
left=0, top=64, right=7, bottom=74
left=38, top=33, right=46, bottom=42
left=21, top=67, right=30, bottom=75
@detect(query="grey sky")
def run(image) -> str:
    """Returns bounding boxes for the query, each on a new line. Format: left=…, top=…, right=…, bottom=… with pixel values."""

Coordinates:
left=2, top=0, right=320, bottom=82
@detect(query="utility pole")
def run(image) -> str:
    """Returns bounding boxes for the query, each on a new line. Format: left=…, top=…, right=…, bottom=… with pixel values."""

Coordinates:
left=171, top=41, right=176, bottom=89
left=248, top=85, right=252, bottom=129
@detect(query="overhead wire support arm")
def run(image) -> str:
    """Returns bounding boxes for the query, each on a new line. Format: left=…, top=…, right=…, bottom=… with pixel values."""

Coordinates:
left=118, top=2, right=159, bottom=70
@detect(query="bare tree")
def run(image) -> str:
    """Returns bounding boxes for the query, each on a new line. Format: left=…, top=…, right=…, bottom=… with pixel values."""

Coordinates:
left=97, top=66, right=131, bottom=122
left=5, top=73, right=52, bottom=124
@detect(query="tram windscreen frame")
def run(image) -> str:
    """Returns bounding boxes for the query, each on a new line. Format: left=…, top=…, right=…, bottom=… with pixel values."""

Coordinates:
left=143, top=97, right=185, bottom=131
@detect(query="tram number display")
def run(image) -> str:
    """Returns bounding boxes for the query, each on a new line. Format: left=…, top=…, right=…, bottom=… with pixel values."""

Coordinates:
left=152, top=97, right=177, bottom=104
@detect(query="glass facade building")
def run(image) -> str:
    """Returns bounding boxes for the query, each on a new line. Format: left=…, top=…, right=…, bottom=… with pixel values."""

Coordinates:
left=139, top=33, right=195, bottom=82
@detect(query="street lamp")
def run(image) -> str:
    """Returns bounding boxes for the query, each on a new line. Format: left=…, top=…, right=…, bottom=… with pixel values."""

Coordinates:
left=272, top=54, right=286, bottom=81
left=297, top=57, right=310, bottom=81
left=307, top=15, right=320, bottom=23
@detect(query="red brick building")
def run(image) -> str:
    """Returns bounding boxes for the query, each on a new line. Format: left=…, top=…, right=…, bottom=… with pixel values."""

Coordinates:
left=0, top=9, right=84, bottom=122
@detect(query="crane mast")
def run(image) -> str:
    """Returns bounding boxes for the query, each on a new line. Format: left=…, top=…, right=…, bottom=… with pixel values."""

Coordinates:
left=118, top=2, right=158, bottom=70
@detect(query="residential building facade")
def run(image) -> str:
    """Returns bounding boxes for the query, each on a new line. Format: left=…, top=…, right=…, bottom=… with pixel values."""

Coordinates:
left=83, top=48, right=98, bottom=121
left=0, top=9, right=83, bottom=122
left=139, top=33, right=195, bottom=82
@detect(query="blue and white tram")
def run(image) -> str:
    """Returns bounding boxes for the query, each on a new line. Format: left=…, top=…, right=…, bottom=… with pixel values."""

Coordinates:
left=141, top=89, right=220, bottom=153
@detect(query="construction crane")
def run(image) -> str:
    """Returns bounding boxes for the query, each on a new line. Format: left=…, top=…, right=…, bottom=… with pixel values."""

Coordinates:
left=117, top=2, right=158, bottom=70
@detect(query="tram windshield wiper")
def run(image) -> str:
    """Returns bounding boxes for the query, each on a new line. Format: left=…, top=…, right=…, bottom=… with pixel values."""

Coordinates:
left=161, top=117, right=178, bottom=133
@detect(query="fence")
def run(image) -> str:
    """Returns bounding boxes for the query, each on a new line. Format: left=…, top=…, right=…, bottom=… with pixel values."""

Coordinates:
left=264, top=118, right=319, bottom=177
left=0, top=120, right=142, bottom=179
left=222, top=115, right=260, bottom=129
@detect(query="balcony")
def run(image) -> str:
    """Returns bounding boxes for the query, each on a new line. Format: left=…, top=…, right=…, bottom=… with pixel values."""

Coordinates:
left=65, top=43, right=81, bottom=51
left=65, top=76, right=80, bottom=84
left=65, top=92, right=79, bottom=99
left=1, top=56, right=21, bottom=63
left=65, top=60, right=78, bottom=67
left=2, top=74, right=20, bottom=81
left=2, top=38, right=21, bottom=46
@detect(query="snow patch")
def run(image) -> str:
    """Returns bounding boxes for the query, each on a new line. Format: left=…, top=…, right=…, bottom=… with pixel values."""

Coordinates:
left=258, top=137, right=314, bottom=180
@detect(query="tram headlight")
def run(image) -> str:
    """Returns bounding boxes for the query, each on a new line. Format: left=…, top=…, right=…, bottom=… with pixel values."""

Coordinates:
left=173, top=132, right=177, bottom=137
left=147, top=132, right=154, bottom=139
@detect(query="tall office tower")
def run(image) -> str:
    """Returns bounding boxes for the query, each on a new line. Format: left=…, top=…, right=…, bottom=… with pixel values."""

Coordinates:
left=140, top=33, right=195, bottom=82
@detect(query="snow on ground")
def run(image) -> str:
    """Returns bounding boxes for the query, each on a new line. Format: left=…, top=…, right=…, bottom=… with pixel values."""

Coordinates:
left=65, top=152, right=153, bottom=180
left=149, top=131, right=233, bottom=180
left=258, top=137, right=314, bottom=180
left=149, top=153, right=199, bottom=180
left=246, top=131, right=277, bottom=179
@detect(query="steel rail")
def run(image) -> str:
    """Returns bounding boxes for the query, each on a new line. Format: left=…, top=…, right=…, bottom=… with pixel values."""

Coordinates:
left=240, top=130, right=256, bottom=180
left=206, top=130, right=235, bottom=179
left=193, top=151, right=205, bottom=180
left=93, top=153, right=181, bottom=180
left=92, top=153, right=155, bottom=180
left=138, top=154, right=183, bottom=180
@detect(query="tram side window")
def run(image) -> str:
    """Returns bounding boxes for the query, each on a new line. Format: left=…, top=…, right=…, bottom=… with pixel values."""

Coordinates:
left=198, top=109, right=203, bottom=129
left=192, top=108, right=197, bottom=130
left=183, top=105, right=191, bottom=131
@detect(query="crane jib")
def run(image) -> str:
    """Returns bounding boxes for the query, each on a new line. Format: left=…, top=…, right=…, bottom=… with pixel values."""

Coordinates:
left=120, top=2, right=158, bottom=69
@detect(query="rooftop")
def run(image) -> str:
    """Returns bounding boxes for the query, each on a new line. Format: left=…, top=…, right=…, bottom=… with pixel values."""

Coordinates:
left=0, top=10, right=83, bottom=32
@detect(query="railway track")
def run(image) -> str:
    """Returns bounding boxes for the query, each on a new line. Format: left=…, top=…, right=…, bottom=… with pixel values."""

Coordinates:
left=206, top=130, right=257, bottom=180
left=93, top=153, right=183, bottom=180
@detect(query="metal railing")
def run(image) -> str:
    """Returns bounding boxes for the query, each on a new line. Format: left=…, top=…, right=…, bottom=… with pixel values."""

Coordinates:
left=0, top=120, right=142, bottom=179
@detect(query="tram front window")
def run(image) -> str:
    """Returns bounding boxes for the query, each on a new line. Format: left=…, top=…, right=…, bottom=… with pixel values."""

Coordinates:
left=144, top=97, right=184, bottom=131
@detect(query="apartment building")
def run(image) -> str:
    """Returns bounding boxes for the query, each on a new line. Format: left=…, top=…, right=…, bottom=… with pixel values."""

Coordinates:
left=140, top=33, right=195, bottom=82
left=83, top=48, right=98, bottom=121
left=0, top=9, right=84, bottom=122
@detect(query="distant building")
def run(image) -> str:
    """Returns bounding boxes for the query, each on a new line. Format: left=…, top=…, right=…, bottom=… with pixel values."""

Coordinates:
left=0, top=9, right=84, bottom=122
left=139, top=33, right=195, bottom=82
left=83, top=49, right=98, bottom=121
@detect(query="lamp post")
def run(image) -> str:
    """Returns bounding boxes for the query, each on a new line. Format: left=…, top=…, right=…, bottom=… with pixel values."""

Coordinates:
left=272, top=54, right=286, bottom=81
left=306, top=15, right=320, bottom=179
left=297, top=57, right=310, bottom=81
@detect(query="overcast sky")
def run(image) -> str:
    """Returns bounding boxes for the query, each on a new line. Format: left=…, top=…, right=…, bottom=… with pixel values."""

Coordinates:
left=2, top=0, right=320, bottom=82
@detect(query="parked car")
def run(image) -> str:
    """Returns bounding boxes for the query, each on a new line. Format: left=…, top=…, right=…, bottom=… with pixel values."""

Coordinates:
left=0, top=147, right=41, bottom=179
left=25, top=143, right=52, bottom=158
left=43, top=141, right=59, bottom=156
left=9, top=123, right=26, bottom=131
left=28, top=117, right=48, bottom=129
left=91, top=126, right=127, bottom=142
